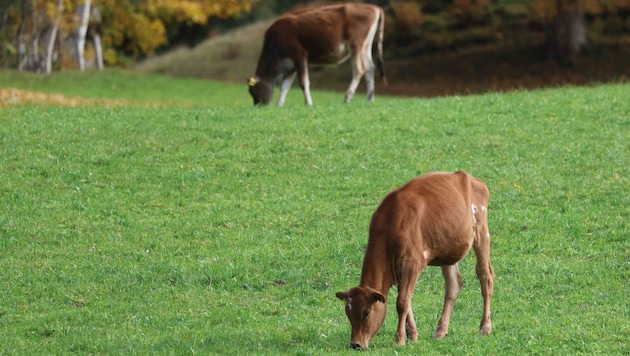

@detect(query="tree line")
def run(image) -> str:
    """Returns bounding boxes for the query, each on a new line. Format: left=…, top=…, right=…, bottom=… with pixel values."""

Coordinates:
left=0, top=0, right=257, bottom=72
left=1, top=0, right=628, bottom=73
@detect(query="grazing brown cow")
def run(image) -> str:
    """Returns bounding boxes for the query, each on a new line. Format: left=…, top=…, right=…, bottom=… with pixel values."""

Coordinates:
left=336, top=171, right=494, bottom=350
left=246, top=3, right=386, bottom=106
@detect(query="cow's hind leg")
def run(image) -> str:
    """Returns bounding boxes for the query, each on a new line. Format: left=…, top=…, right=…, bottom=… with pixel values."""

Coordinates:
left=294, top=55, right=313, bottom=106
left=395, top=258, right=422, bottom=345
left=363, top=56, right=375, bottom=102
left=362, top=36, right=376, bottom=102
left=344, top=49, right=365, bottom=103
left=474, top=222, right=494, bottom=335
left=434, top=264, right=463, bottom=339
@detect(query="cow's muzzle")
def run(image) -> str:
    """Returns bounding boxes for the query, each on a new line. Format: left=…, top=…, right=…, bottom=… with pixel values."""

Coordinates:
left=350, top=342, right=367, bottom=350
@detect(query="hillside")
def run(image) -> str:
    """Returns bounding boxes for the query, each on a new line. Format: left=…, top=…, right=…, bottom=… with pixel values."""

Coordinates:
left=135, top=20, right=630, bottom=98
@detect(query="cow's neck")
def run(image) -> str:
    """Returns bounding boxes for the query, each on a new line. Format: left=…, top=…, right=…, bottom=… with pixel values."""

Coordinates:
left=256, top=42, right=286, bottom=80
left=358, top=239, right=394, bottom=298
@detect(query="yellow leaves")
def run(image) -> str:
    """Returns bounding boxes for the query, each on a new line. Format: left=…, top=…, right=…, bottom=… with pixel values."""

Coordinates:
left=129, top=17, right=167, bottom=56
left=144, top=0, right=206, bottom=24
left=98, top=2, right=167, bottom=59
left=207, top=0, right=257, bottom=18
left=103, top=48, right=118, bottom=65
left=105, top=0, right=258, bottom=61
left=144, top=0, right=258, bottom=24
left=4, top=0, right=259, bottom=67
left=179, top=2, right=208, bottom=24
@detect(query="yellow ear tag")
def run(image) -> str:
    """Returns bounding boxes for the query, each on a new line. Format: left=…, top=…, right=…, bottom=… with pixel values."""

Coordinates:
left=248, top=77, right=257, bottom=86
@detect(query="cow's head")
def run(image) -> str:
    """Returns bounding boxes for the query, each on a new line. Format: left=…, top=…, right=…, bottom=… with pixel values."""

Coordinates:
left=335, top=286, right=386, bottom=350
left=247, top=76, right=273, bottom=105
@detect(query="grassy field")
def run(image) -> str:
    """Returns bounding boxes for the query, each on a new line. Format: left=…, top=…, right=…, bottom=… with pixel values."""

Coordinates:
left=1, top=70, right=628, bottom=354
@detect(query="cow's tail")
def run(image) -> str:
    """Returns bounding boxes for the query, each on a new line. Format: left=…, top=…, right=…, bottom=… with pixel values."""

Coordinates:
left=374, top=7, right=388, bottom=86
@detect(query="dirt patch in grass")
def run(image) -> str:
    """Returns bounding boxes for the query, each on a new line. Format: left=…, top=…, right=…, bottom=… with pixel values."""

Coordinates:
left=0, top=88, right=162, bottom=107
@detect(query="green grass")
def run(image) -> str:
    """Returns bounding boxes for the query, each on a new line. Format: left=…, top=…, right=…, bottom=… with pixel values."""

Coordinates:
left=0, top=69, right=251, bottom=107
left=1, top=70, right=629, bottom=354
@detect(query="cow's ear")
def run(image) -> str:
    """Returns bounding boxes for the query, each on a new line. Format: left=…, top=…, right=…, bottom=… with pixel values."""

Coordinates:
left=246, top=76, right=258, bottom=86
left=371, top=292, right=385, bottom=304
left=336, top=291, right=349, bottom=301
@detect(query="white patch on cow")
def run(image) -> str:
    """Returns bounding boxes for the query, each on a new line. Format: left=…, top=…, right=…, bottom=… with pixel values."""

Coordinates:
left=347, top=298, right=352, bottom=311
left=335, top=44, right=351, bottom=64
left=481, top=205, right=487, bottom=213
left=471, top=204, right=478, bottom=225
left=423, top=250, right=431, bottom=261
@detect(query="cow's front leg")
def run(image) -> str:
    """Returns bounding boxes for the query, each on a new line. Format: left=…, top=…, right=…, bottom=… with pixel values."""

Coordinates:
left=395, top=259, right=422, bottom=345
left=277, top=72, right=296, bottom=106
left=405, top=307, right=419, bottom=342
left=434, top=264, right=463, bottom=339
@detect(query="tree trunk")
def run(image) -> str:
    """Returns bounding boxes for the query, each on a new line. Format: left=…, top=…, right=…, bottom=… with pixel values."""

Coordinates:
left=76, top=0, right=91, bottom=71
left=91, top=5, right=104, bottom=70
left=553, top=0, right=586, bottom=65
left=45, top=0, right=64, bottom=74
left=32, top=7, right=40, bottom=69
left=17, top=19, right=26, bottom=71
left=93, top=32, right=104, bottom=70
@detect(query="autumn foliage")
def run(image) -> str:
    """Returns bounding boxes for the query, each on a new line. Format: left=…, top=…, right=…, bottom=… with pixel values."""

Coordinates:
left=2, top=0, right=629, bottom=71
left=1, top=0, right=258, bottom=68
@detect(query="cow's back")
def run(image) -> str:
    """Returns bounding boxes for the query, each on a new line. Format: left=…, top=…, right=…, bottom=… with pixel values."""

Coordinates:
left=266, top=4, right=380, bottom=58
left=368, top=171, right=486, bottom=266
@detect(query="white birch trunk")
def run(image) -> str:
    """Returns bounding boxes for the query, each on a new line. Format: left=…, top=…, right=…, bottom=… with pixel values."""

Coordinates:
left=45, top=0, right=64, bottom=74
left=17, top=22, right=26, bottom=71
left=93, top=32, right=104, bottom=70
left=76, top=0, right=91, bottom=71
left=32, top=8, right=40, bottom=70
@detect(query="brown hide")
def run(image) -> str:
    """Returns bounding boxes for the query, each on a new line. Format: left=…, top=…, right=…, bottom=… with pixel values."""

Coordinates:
left=336, top=171, right=494, bottom=349
left=247, top=3, right=386, bottom=106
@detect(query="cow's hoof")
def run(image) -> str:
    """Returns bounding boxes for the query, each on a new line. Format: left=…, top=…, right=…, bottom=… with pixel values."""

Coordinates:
left=432, top=328, right=447, bottom=339
left=480, top=323, right=492, bottom=335
left=406, top=326, right=418, bottom=341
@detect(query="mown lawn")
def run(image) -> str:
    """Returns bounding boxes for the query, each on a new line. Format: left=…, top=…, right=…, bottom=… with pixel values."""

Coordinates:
left=0, top=70, right=628, bottom=354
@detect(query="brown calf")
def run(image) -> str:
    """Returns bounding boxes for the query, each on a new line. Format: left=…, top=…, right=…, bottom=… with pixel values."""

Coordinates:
left=246, top=3, right=386, bottom=106
left=336, top=171, right=494, bottom=350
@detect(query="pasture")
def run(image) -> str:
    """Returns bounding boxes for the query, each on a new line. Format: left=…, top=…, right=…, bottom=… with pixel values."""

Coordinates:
left=0, top=70, right=628, bottom=354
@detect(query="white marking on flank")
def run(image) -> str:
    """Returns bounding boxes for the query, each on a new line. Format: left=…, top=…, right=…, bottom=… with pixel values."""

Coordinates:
left=471, top=204, right=478, bottom=225
left=347, top=298, right=352, bottom=311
